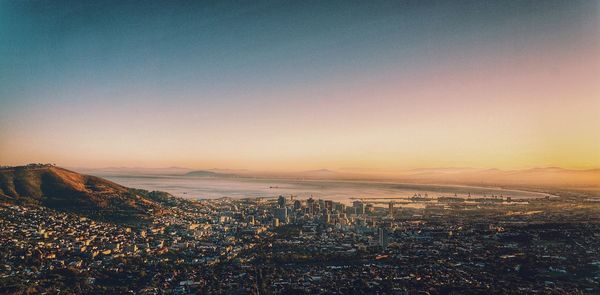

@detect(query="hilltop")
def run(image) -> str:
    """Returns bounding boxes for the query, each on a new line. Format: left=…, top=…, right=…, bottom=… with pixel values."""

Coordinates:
left=0, top=164, right=178, bottom=223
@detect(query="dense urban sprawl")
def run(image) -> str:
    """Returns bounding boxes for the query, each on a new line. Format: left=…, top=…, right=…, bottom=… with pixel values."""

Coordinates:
left=1, top=193, right=599, bottom=294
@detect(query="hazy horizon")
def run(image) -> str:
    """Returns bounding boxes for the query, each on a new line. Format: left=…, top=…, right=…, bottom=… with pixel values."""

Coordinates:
left=61, top=164, right=599, bottom=189
left=1, top=2, right=599, bottom=293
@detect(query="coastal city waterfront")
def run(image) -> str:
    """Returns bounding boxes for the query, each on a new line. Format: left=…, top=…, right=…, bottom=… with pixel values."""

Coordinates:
left=2, top=1, right=599, bottom=294
left=97, top=173, right=555, bottom=203
left=2, top=191, right=599, bottom=294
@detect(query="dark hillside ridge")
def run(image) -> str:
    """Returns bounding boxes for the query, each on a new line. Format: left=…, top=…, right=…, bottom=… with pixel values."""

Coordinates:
left=0, top=164, right=178, bottom=223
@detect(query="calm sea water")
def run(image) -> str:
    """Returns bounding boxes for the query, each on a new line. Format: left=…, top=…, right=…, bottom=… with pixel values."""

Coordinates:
left=100, top=174, right=550, bottom=204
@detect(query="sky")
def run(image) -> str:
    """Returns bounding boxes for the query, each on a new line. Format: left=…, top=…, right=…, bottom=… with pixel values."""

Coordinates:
left=1, top=0, right=599, bottom=172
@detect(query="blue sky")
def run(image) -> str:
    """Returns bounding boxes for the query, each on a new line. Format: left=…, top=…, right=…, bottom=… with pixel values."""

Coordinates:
left=1, top=1, right=598, bottom=170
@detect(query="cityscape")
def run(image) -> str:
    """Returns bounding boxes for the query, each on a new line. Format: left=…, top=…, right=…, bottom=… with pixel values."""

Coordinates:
left=1, top=1, right=599, bottom=294
left=1, top=165, right=599, bottom=294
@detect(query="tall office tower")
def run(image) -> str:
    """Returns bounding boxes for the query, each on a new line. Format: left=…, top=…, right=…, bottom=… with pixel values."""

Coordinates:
left=307, top=197, right=315, bottom=215
left=345, top=206, right=355, bottom=215
left=293, top=200, right=302, bottom=211
left=277, top=195, right=286, bottom=208
left=273, top=218, right=280, bottom=228
left=378, top=227, right=388, bottom=249
left=388, top=202, right=394, bottom=216
left=275, top=207, right=288, bottom=223
left=324, top=200, right=333, bottom=213
left=334, top=203, right=346, bottom=213
left=353, top=201, right=365, bottom=215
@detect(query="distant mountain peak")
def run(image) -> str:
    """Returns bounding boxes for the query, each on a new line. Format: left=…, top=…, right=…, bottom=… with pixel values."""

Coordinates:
left=302, top=169, right=336, bottom=173
left=184, top=170, right=237, bottom=177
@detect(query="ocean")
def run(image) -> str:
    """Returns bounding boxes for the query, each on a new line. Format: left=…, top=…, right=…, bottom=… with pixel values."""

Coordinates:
left=99, top=174, right=551, bottom=205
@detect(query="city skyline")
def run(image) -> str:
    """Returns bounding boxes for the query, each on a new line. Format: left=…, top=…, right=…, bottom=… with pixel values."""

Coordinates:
left=1, top=1, right=599, bottom=172
left=1, top=2, right=600, bottom=293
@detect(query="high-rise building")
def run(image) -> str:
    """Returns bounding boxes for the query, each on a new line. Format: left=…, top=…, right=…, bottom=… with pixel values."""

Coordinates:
left=318, top=199, right=325, bottom=210
left=378, top=227, right=388, bottom=249
left=324, top=200, right=333, bottom=213
left=334, top=203, right=346, bottom=213
left=273, top=218, right=280, bottom=228
left=293, top=200, right=302, bottom=211
left=388, top=202, right=394, bottom=216
left=307, top=197, right=315, bottom=215
left=274, top=207, right=288, bottom=223
left=353, top=201, right=365, bottom=215
left=277, top=195, right=286, bottom=208
left=345, top=207, right=355, bottom=215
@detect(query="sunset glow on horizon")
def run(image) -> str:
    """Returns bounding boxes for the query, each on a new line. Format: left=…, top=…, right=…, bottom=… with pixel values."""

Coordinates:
left=1, top=1, right=599, bottom=172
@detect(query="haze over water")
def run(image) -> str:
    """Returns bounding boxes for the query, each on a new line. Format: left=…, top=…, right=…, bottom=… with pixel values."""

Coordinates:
left=101, top=174, right=550, bottom=204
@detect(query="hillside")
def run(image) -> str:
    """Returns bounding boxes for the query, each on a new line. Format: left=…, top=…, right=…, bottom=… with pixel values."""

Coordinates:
left=0, top=164, right=176, bottom=222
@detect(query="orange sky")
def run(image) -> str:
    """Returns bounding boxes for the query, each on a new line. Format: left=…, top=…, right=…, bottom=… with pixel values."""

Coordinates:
left=1, top=1, right=598, bottom=172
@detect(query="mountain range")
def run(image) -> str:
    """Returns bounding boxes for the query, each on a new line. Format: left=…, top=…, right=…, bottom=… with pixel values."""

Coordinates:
left=395, top=167, right=600, bottom=188
left=79, top=165, right=600, bottom=188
